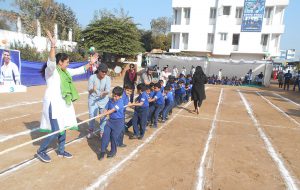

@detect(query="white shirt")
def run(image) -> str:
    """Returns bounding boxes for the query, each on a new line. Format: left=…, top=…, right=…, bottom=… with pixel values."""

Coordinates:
left=40, top=59, right=86, bottom=132
left=160, top=71, right=169, bottom=86
left=0, top=61, right=20, bottom=85
left=181, top=69, right=186, bottom=76
left=172, top=68, right=178, bottom=77
left=218, top=71, right=222, bottom=80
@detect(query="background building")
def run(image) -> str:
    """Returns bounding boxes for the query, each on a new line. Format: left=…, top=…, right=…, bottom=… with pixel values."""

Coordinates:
left=170, top=0, right=289, bottom=60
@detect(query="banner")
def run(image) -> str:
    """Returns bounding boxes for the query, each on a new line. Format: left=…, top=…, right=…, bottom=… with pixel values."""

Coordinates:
left=0, top=48, right=22, bottom=84
left=241, top=0, right=266, bottom=32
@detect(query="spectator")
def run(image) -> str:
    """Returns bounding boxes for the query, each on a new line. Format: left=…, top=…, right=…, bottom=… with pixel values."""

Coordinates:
left=293, top=71, right=300, bottom=91
left=172, top=66, right=179, bottom=78
left=284, top=70, right=292, bottom=90
left=140, top=67, right=153, bottom=85
left=123, top=63, right=137, bottom=102
left=277, top=71, right=284, bottom=88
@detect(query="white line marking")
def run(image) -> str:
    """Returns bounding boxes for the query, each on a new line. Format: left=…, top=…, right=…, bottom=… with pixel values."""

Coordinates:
left=1, top=114, right=31, bottom=122
left=0, top=111, right=89, bottom=144
left=0, top=129, right=93, bottom=177
left=256, top=92, right=300, bottom=127
left=86, top=101, right=194, bottom=190
left=0, top=91, right=88, bottom=111
left=177, top=114, right=300, bottom=131
left=196, top=88, right=223, bottom=190
left=272, top=92, right=300, bottom=108
left=238, top=90, right=299, bottom=190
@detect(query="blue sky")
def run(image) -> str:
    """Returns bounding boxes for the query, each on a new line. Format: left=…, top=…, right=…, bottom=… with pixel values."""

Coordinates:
left=1, top=0, right=299, bottom=57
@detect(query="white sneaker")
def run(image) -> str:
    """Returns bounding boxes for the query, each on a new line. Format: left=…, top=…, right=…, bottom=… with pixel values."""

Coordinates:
left=87, top=131, right=93, bottom=139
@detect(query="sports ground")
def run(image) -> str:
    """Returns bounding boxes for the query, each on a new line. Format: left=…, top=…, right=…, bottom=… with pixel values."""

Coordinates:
left=0, top=79, right=299, bottom=190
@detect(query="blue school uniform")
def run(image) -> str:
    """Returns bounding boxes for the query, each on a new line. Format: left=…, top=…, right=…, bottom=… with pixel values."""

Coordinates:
left=148, top=90, right=164, bottom=128
left=147, top=90, right=156, bottom=122
left=101, top=98, right=124, bottom=155
left=118, top=91, right=129, bottom=146
left=133, top=91, right=149, bottom=137
left=162, top=91, right=174, bottom=120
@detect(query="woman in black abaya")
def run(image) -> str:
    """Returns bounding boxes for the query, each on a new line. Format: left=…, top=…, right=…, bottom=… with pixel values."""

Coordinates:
left=191, top=66, right=207, bottom=114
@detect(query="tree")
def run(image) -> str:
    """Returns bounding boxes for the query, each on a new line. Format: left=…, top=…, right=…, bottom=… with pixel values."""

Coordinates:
left=140, top=29, right=152, bottom=52
left=7, top=0, right=80, bottom=39
left=149, top=17, right=172, bottom=51
left=82, top=10, right=143, bottom=57
left=0, top=19, right=10, bottom=30
left=150, top=17, right=172, bottom=36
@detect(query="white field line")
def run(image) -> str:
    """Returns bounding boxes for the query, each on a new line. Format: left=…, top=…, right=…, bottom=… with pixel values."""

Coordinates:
left=238, top=90, right=299, bottom=190
left=0, top=111, right=89, bottom=144
left=0, top=89, right=206, bottom=178
left=256, top=92, right=300, bottom=127
left=195, top=88, right=223, bottom=190
left=0, top=128, right=101, bottom=177
left=176, top=114, right=300, bottom=131
left=86, top=87, right=210, bottom=190
left=86, top=102, right=194, bottom=190
left=0, top=91, right=88, bottom=111
left=1, top=114, right=31, bottom=122
left=272, top=92, right=300, bottom=108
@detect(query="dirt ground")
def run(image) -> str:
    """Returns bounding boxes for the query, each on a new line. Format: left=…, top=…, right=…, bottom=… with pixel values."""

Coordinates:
left=0, top=78, right=299, bottom=190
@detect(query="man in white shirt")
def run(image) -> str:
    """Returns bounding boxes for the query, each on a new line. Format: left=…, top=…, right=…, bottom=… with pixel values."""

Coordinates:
left=217, top=69, right=222, bottom=84
left=0, top=50, right=21, bottom=85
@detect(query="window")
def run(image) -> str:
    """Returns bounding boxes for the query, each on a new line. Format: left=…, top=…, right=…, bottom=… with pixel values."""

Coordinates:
left=184, top=8, right=190, bottom=18
left=235, top=7, right=243, bottom=18
left=207, top=33, right=214, bottom=44
left=210, top=8, right=217, bottom=19
left=232, top=34, right=240, bottom=45
left=220, top=33, right=227, bottom=41
left=264, top=7, right=273, bottom=18
left=261, top=34, right=269, bottom=46
left=182, top=33, right=189, bottom=50
left=223, top=6, right=231, bottom=15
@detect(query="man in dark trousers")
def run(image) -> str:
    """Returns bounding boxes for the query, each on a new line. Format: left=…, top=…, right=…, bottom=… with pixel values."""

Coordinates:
left=283, top=70, right=293, bottom=91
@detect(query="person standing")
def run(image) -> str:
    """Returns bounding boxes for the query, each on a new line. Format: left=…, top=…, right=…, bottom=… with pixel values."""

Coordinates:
left=160, top=66, right=169, bottom=86
left=37, top=30, right=97, bottom=163
left=123, top=63, right=137, bottom=102
left=283, top=70, right=292, bottom=91
left=191, top=66, right=207, bottom=114
left=217, top=69, right=222, bottom=85
left=277, top=71, right=284, bottom=88
left=87, top=63, right=111, bottom=139
left=293, top=71, right=300, bottom=91
left=0, top=50, right=21, bottom=85
left=181, top=66, right=187, bottom=76
left=140, top=67, right=153, bottom=85
left=172, top=66, right=179, bottom=78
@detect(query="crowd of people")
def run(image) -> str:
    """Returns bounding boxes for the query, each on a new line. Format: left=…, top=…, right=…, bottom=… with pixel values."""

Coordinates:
left=277, top=70, right=300, bottom=91
left=35, top=30, right=207, bottom=163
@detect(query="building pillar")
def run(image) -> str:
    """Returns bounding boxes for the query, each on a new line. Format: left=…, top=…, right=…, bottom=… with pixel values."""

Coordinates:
left=17, top=17, right=22, bottom=33
left=36, top=19, right=41, bottom=37
left=54, top=23, right=58, bottom=39
left=68, top=28, right=72, bottom=41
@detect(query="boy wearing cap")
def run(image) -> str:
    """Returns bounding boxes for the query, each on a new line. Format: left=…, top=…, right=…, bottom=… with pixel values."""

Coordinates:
left=87, top=63, right=111, bottom=139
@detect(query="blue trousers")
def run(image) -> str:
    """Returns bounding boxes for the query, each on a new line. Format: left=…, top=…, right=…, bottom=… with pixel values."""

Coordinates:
left=152, top=104, right=163, bottom=127
left=133, top=108, right=149, bottom=137
left=147, top=104, right=155, bottom=123
left=162, top=102, right=174, bottom=120
left=101, top=118, right=124, bottom=154
left=117, top=111, right=126, bottom=146
left=88, top=99, right=107, bottom=133
left=38, top=104, right=66, bottom=154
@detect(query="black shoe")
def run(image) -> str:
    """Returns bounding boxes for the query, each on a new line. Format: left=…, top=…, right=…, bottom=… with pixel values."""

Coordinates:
left=107, top=152, right=116, bottom=158
left=119, top=144, right=127, bottom=148
left=138, top=136, right=143, bottom=140
left=130, top=135, right=138, bottom=139
left=98, top=152, right=105, bottom=160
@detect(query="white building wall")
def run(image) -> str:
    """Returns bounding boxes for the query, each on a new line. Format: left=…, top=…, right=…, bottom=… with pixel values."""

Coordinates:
left=170, top=0, right=289, bottom=60
left=0, top=29, right=77, bottom=52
